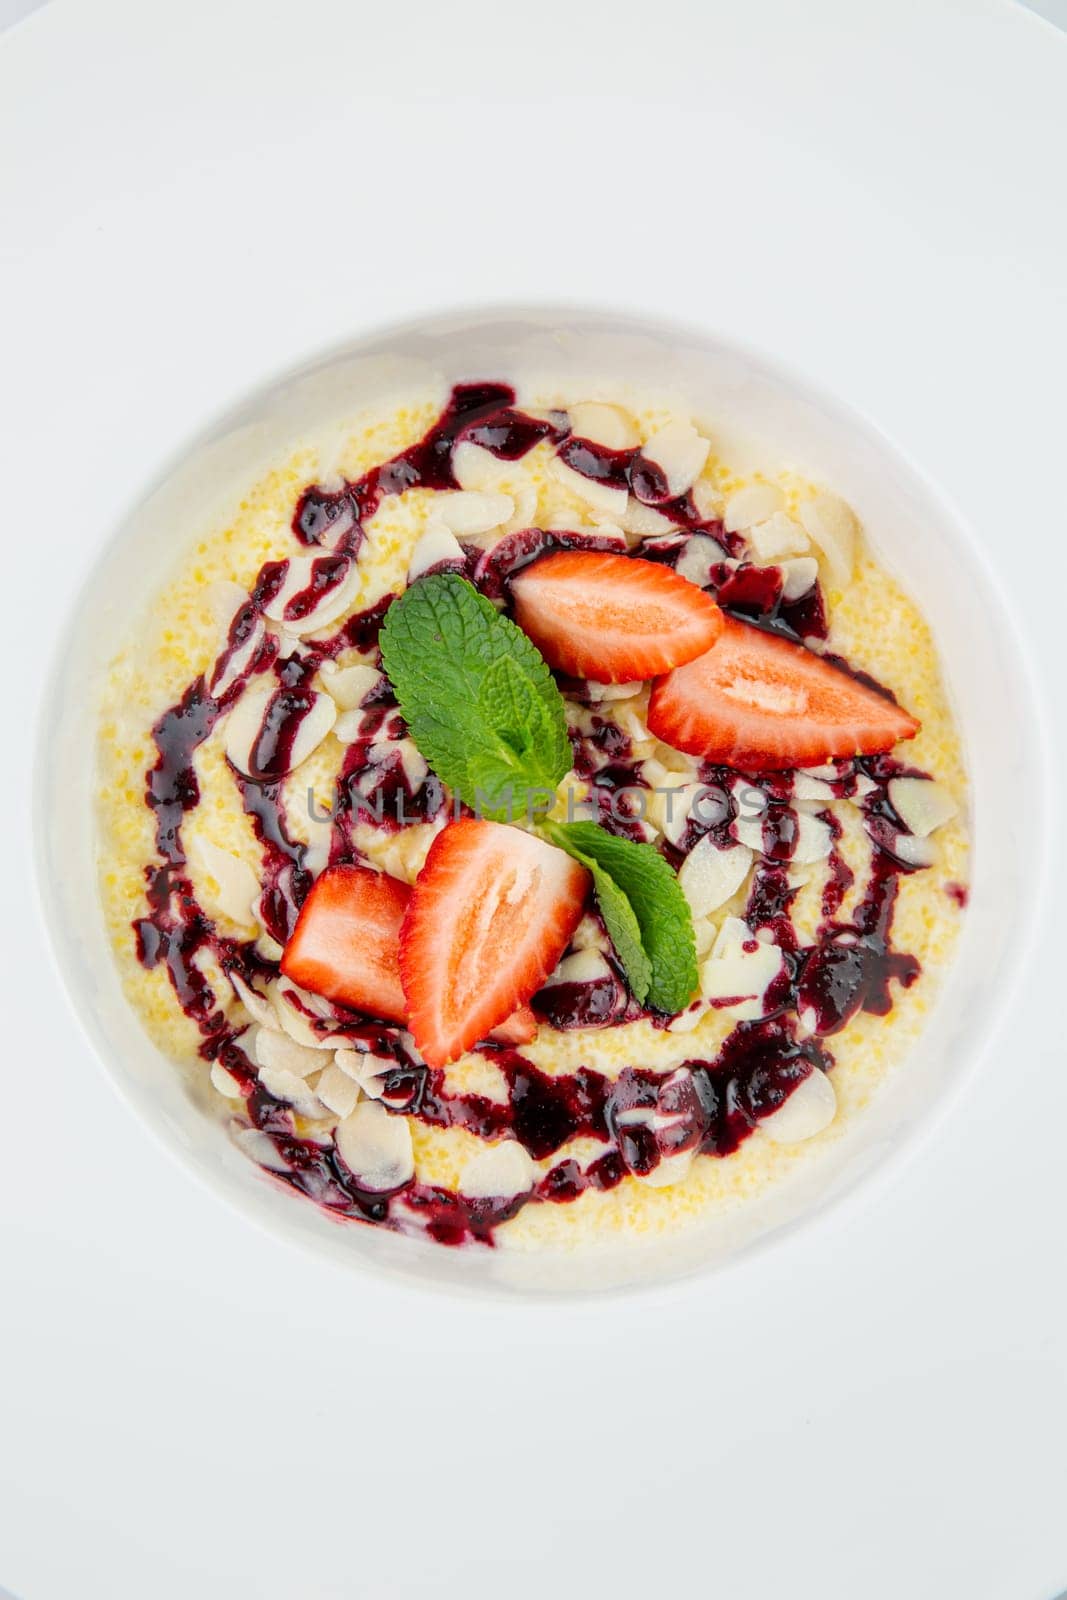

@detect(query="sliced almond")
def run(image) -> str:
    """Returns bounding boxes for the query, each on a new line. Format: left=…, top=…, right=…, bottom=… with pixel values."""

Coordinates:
left=549, top=453, right=629, bottom=517
left=262, top=555, right=362, bottom=636
left=210, top=1062, right=245, bottom=1100
left=678, top=837, right=753, bottom=918
left=759, top=1069, right=836, bottom=1144
left=335, top=1101, right=414, bottom=1192
left=227, top=971, right=277, bottom=1030
left=634, top=1150, right=695, bottom=1188
left=890, top=833, right=938, bottom=869
left=747, top=513, right=810, bottom=565
left=792, top=813, right=833, bottom=864
left=320, top=662, right=383, bottom=712
left=779, top=556, right=819, bottom=601
left=458, top=1140, right=536, bottom=1201
left=674, top=531, right=726, bottom=587
left=699, top=918, right=784, bottom=1020
left=408, top=520, right=466, bottom=582
left=642, top=421, right=710, bottom=497
left=252, top=1025, right=325, bottom=1081
left=567, top=401, right=640, bottom=450
left=541, top=949, right=614, bottom=988
left=233, top=1127, right=291, bottom=1173
left=451, top=440, right=515, bottom=492
left=210, top=615, right=267, bottom=698
left=691, top=478, right=725, bottom=521
left=792, top=772, right=835, bottom=804
left=271, top=979, right=341, bottom=1050
left=434, top=490, right=514, bottom=536
left=798, top=494, right=858, bottom=586
left=619, top=498, right=676, bottom=541
left=724, top=483, right=785, bottom=533
left=187, top=837, right=260, bottom=927
left=316, top=1062, right=362, bottom=1119
left=888, top=778, right=958, bottom=838
left=667, top=1004, right=706, bottom=1035
left=257, top=1063, right=327, bottom=1119
left=223, top=686, right=336, bottom=779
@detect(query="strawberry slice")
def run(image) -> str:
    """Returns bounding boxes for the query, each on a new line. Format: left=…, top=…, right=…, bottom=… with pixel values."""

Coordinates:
left=280, top=862, right=541, bottom=1041
left=510, top=550, right=723, bottom=682
left=647, top=614, right=920, bottom=769
left=281, top=863, right=410, bottom=1023
left=400, top=819, right=590, bottom=1067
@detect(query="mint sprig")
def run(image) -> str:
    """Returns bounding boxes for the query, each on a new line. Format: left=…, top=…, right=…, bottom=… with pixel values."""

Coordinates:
left=543, top=822, right=698, bottom=1013
left=379, top=574, right=571, bottom=822
left=379, top=570, right=698, bottom=1013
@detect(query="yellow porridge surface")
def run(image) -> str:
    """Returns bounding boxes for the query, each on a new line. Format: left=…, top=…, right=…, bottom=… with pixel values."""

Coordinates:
left=96, top=378, right=968, bottom=1252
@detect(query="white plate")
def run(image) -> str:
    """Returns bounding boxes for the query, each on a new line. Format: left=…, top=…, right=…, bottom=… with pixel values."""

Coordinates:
left=3, top=3, right=1065, bottom=1597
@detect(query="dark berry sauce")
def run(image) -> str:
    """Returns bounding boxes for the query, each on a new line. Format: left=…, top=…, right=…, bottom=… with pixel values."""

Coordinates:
left=130, top=382, right=959, bottom=1249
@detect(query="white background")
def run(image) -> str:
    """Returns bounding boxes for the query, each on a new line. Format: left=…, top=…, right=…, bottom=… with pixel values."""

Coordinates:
left=2, top=2, right=1066, bottom=1596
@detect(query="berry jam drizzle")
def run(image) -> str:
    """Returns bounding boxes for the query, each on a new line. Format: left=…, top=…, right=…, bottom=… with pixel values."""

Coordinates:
left=133, top=382, right=948, bottom=1248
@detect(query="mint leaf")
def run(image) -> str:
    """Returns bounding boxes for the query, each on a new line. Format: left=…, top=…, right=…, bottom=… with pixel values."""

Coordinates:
left=379, top=574, right=571, bottom=821
left=544, top=821, right=698, bottom=1012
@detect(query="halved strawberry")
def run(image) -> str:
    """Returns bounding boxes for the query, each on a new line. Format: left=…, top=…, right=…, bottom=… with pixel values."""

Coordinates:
left=281, top=863, right=409, bottom=1023
left=647, top=615, right=920, bottom=769
left=280, top=862, right=541, bottom=1041
left=510, top=550, right=723, bottom=682
left=400, top=819, right=590, bottom=1067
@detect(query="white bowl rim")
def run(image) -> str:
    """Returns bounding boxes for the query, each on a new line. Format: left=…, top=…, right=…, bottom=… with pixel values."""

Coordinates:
left=31, top=298, right=1056, bottom=1302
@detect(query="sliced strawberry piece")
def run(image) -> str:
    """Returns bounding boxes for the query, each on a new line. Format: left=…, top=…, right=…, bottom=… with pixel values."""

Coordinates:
left=488, top=1003, right=538, bottom=1046
left=510, top=550, right=723, bottom=682
left=400, top=819, right=590, bottom=1067
left=281, top=863, right=410, bottom=1023
left=647, top=614, right=920, bottom=769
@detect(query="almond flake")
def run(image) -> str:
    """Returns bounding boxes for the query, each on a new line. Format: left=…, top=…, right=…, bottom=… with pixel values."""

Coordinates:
left=435, top=490, right=514, bottom=536
left=567, top=401, right=640, bottom=450
left=634, top=1150, right=695, bottom=1189
left=234, top=1127, right=291, bottom=1172
left=888, top=778, right=958, bottom=838
left=262, top=556, right=362, bottom=637
left=759, top=1069, right=836, bottom=1143
left=798, top=494, right=858, bottom=586
left=252, top=1025, right=325, bottom=1080
left=549, top=453, right=629, bottom=517
left=228, top=972, right=277, bottom=1030
left=779, top=556, right=819, bottom=601
left=408, top=520, right=466, bottom=582
left=891, top=833, right=938, bottom=869
left=642, top=421, right=710, bottom=497
left=619, top=498, right=676, bottom=541
left=679, top=837, right=753, bottom=917
left=316, top=1063, right=362, bottom=1119
left=187, top=837, right=260, bottom=927
left=541, top=949, right=613, bottom=988
left=458, top=1141, right=536, bottom=1201
left=320, top=662, right=383, bottom=712
left=674, top=532, right=727, bottom=588
left=224, top=686, right=336, bottom=779
left=699, top=918, right=784, bottom=1020
left=747, top=513, right=810, bottom=565
left=792, top=813, right=833, bottom=864
left=210, top=1062, right=244, bottom=1100
left=451, top=440, right=515, bottom=492
left=724, top=483, right=785, bottom=533
left=335, top=1101, right=414, bottom=1192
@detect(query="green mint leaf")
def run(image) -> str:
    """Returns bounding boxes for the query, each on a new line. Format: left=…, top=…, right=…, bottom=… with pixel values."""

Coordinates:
left=379, top=574, right=571, bottom=822
left=544, top=821, right=698, bottom=1013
